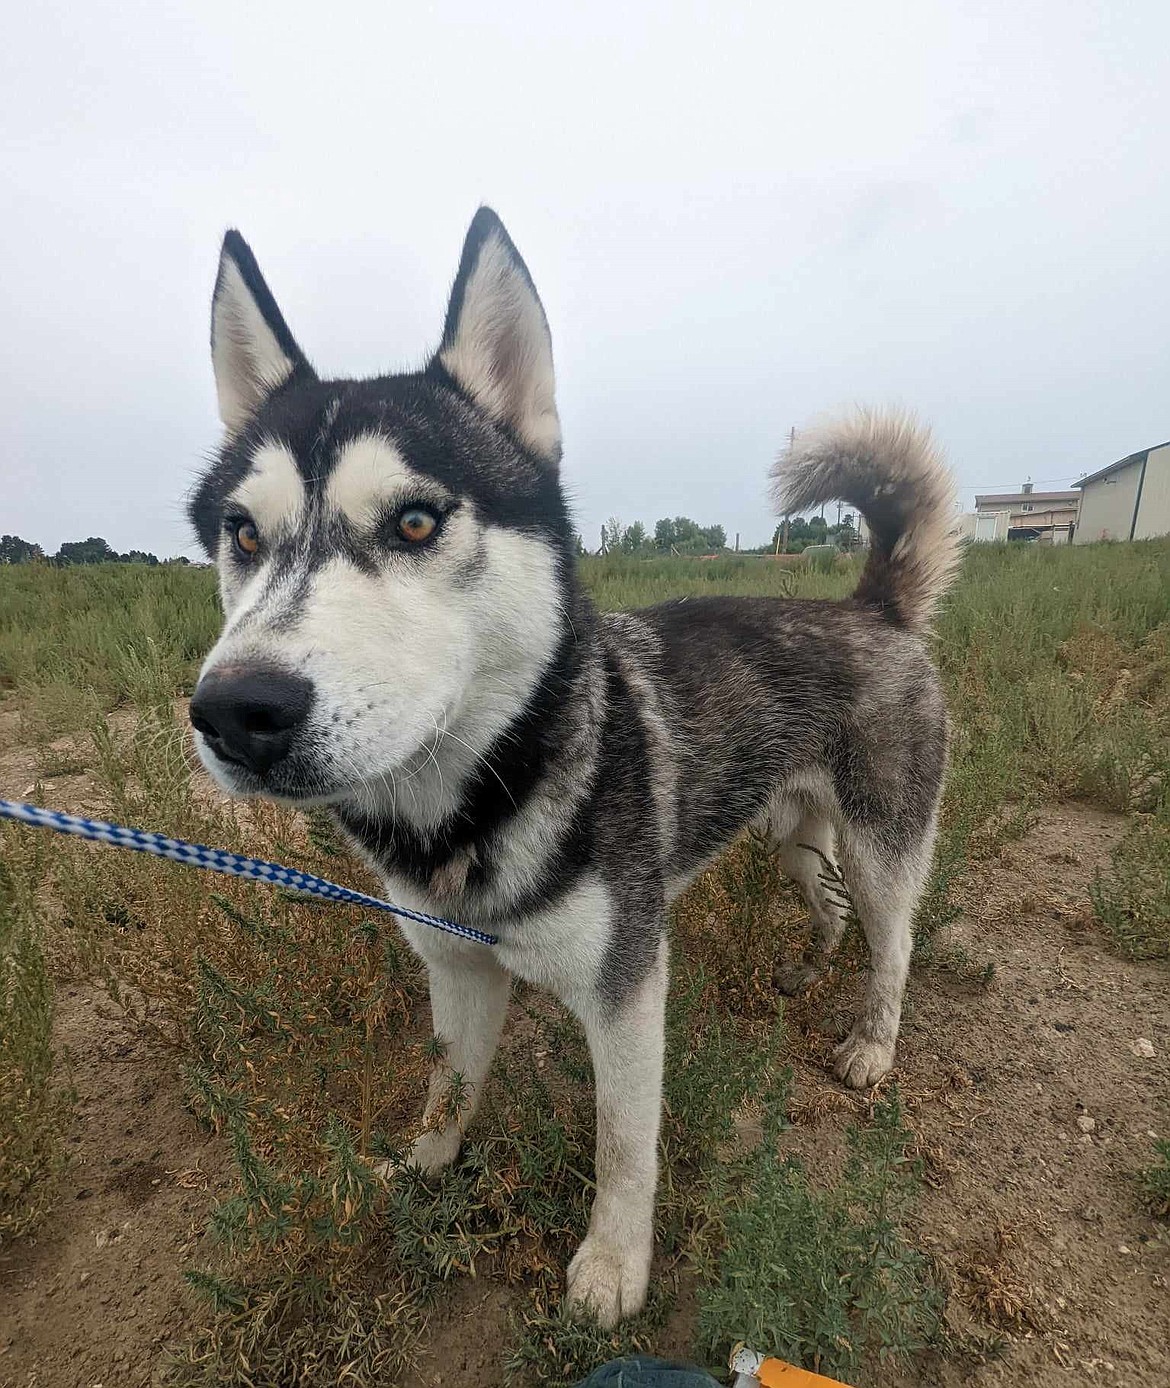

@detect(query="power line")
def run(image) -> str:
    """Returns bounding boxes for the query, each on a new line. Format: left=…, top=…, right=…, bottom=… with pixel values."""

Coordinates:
left=957, top=476, right=1082, bottom=492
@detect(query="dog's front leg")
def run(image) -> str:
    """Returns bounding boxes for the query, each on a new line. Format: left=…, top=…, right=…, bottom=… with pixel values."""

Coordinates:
left=566, top=939, right=667, bottom=1328
left=400, top=929, right=512, bottom=1173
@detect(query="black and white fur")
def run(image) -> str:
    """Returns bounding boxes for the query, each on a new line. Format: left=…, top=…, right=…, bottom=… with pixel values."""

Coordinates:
left=189, top=209, right=960, bottom=1326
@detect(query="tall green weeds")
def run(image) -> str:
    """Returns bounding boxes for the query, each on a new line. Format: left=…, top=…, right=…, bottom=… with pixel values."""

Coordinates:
left=695, top=1091, right=944, bottom=1379
left=1091, top=791, right=1170, bottom=962
left=0, top=827, right=73, bottom=1240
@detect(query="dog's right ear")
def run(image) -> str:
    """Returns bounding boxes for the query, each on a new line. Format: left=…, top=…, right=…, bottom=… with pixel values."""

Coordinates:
left=211, top=231, right=313, bottom=434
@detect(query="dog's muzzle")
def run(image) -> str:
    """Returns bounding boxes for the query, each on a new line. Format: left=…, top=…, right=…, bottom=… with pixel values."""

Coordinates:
left=189, top=664, right=314, bottom=777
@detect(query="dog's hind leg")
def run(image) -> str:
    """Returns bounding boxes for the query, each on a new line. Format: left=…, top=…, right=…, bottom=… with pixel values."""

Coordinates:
left=830, top=822, right=935, bottom=1089
left=771, top=812, right=853, bottom=995
left=398, top=928, right=512, bottom=1173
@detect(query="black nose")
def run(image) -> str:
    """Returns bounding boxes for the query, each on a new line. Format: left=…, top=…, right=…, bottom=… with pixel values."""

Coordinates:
left=189, top=666, right=314, bottom=776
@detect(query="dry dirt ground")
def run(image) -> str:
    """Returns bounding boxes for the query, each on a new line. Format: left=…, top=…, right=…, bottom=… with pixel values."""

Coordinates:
left=0, top=774, right=1167, bottom=1386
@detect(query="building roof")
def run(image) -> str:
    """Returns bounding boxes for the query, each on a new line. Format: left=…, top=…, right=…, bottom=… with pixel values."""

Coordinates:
left=1077, top=442, right=1170, bottom=489
left=974, top=490, right=1080, bottom=507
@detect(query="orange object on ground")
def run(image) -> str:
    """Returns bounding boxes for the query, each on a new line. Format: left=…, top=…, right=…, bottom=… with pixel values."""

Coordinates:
left=754, top=1361, right=851, bottom=1387
left=728, top=1344, right=853, bottom=1388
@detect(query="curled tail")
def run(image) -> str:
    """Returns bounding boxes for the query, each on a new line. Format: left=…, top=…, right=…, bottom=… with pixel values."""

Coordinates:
left=770, top=408, right=961, bottom=633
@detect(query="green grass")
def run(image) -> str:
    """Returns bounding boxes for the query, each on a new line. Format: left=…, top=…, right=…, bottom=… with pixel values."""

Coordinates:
left=1091, top=796, right=1170, bottom=962
left=0, top=562, right=219, bottom=741
left=1138, top=1139, right=1170, bottom=1218
left=694, top=1091, right=944, bottom=1379
left=934, top=541, right=1170, bottom=814
left=0, top=827, right=73, bottom=1241
left=1, top=540, right=1168, bottom=1382
left=578, top=552, right=852, bottom=609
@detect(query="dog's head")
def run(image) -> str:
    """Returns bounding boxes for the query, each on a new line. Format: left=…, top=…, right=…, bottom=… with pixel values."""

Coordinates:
left=188, top=210, right=573, bottom=812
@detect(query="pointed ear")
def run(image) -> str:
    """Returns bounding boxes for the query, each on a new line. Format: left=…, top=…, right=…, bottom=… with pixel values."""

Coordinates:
left=436, top=208, right=560, bottom=463
left=211, top=231, right=313, bottom=433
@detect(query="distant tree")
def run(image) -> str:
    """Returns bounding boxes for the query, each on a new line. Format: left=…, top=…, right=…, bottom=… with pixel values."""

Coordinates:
left=771, top=519, right=798, bottom=552
left=601, top=517, right=627, bottom=554
left=771, top=515, right=838, bottom=554
left=649, top=516, right=729, bottom=554
left=120, top=549, right=159, bottom=565
left=621, top=520, right=648, bottom=554
left=55, top=536, right=117, bottom=565
left=776, top=518, right=808, bottom=544
left=836, top=515, right=860, bottom=552
left=166, top=555, right=192, bottom=565
left=673, top=517, right=703, bottom=549
left=0, top=535, right=44, bottom=564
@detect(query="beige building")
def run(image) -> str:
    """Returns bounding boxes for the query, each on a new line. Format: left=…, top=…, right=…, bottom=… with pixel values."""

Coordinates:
left=971, top=484, right=1080, bottom=543
left=1075, top=441, right=1170, bottom=543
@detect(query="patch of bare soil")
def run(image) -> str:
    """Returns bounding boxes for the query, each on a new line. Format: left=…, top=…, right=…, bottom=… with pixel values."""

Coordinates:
left=1, top=804, right=1166, bottom=1387
left=786, top=804, right=1170, bottom=1387
left=0, top=989, right=229, bottom=1388
left=0, top=726, right=103, bottom=819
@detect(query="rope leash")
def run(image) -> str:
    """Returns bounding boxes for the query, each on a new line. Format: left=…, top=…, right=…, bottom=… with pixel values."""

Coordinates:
left=0, top=798, right=497, bottom=946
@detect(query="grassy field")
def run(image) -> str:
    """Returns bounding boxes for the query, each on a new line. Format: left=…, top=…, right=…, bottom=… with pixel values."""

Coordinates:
left=1, top=541, right=1168, bottom=1385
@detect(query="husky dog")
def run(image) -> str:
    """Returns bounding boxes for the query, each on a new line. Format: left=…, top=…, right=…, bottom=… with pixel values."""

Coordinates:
left=188, top=208, right=960, bottom=1326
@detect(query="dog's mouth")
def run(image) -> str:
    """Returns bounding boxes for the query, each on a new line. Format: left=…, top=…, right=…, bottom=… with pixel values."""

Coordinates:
left=191, top=733, right=341, bottom=806
left=192, top=725, right=436, bottom=812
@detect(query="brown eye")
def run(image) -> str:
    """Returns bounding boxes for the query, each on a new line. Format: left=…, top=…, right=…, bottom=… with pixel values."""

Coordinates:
left=396, top=506, right=438, bottom=544
left=234, top=520, right=260, bottom=557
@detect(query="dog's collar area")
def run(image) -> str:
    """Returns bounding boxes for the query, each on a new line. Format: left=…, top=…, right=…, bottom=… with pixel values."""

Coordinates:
left=0, top=799, right=497, bottom=946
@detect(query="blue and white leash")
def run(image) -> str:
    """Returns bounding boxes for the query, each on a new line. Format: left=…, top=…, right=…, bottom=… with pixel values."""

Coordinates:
left=0, top=798, right=497, bottom=946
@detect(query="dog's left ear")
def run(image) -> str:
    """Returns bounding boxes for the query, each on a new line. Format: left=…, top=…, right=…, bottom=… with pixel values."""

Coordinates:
left=211, top=231, right=314, bottom=434
left=436, top=208, right=561, bottom=464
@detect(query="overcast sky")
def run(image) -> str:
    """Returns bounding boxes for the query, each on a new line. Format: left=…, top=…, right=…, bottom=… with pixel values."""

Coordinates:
left=3, top=2, right=1168, bottom=556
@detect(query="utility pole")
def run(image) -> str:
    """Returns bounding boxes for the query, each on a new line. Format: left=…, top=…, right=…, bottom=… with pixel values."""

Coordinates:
left=784, top=428, right=798, bottom=546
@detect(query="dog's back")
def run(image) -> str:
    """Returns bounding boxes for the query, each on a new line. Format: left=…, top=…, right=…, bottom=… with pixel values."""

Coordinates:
left=598, top=410, right=959, bottom=895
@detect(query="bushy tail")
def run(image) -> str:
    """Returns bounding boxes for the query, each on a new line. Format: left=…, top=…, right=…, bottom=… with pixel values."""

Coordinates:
left=770, top=408, right=961, bottom=633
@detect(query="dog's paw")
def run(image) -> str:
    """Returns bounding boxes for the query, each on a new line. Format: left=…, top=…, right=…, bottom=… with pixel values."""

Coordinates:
left=832, top=1032, right=895, bottom=1089
left=774, top=960, right=821, bottom=996
left=565, top=1232, right=652, bottom=1328
left=389, top=1127, right=462, bottom=1177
